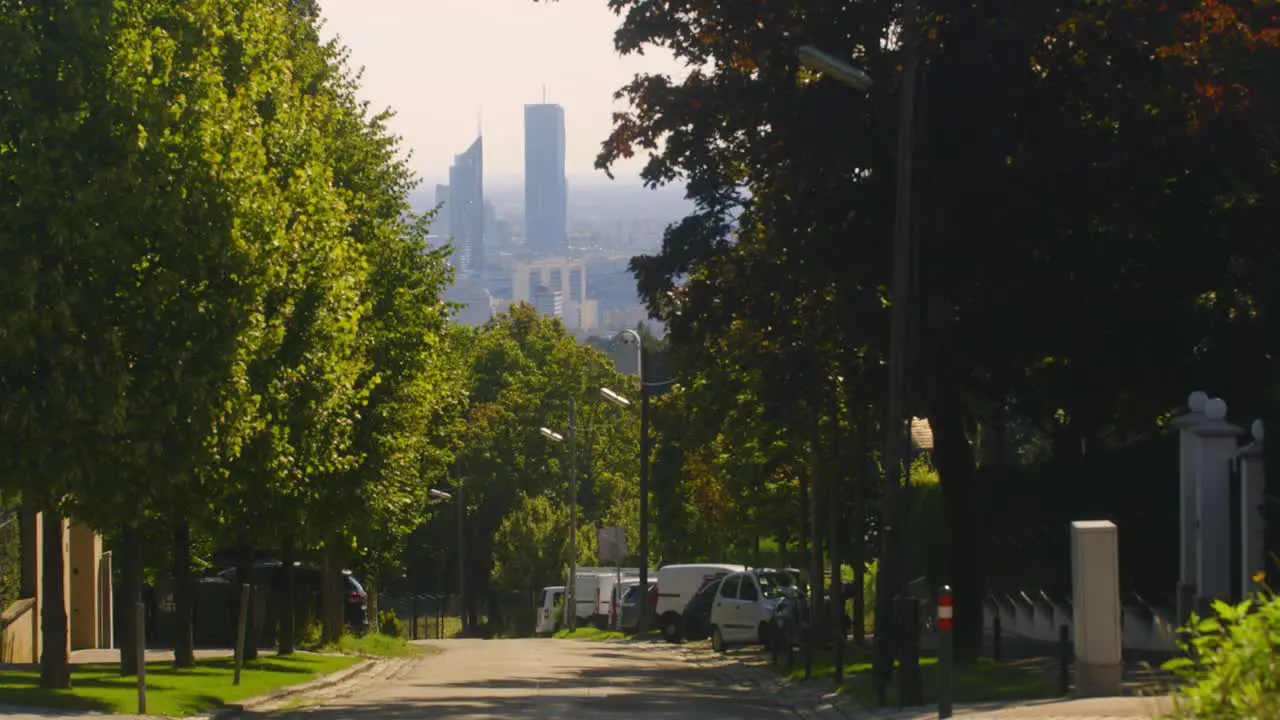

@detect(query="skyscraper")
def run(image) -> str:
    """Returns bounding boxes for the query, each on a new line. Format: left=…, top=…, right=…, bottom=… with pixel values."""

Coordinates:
left=524, top=103, right=567, bottom=256
left=448, top=137, right=484, bottom=275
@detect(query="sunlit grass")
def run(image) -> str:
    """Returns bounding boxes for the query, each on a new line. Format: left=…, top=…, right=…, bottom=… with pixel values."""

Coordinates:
left=0, top=653, right=359, bottom=717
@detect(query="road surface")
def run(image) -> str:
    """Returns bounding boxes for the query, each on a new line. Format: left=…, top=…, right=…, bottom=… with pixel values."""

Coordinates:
left=283, top=638, right=795, bottom=719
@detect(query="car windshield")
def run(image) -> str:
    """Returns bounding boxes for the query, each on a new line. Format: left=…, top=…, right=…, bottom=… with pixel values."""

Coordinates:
left=756, top=571, right=795, bottom=599
left=345, top=575, right=364, bottom=593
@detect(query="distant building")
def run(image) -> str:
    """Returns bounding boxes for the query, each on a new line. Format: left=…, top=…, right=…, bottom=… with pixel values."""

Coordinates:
left=448, top=137, right=484, bottom=276
left=442, top=277, right=493, bottom=327
left=433, top=184, right=451, bottom=235
left=513, top=258, right=599, bottom=332
left=524, top=104, right=567, bottom=256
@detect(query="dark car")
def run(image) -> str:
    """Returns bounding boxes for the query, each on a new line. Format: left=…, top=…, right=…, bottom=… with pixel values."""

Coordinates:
left=680, top=574, right=726, bottom=642
left=214, top=561, right=369, bottom=632
left=619, top=581, right=657, bottom=631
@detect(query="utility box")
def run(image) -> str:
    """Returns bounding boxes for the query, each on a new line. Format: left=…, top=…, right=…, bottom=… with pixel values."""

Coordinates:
left=1070, top=520, right=1122, bottom=697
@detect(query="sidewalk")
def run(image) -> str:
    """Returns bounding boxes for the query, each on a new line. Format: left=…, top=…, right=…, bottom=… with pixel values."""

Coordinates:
left=844, top=695, right=1173, bottom=719
left=653, top=638, right=1172, bottom=720
left=2, top=648, right=243, bottom=671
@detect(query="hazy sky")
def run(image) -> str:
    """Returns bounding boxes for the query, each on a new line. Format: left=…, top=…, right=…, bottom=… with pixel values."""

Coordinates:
left=315, top=0, right=687, bottom=186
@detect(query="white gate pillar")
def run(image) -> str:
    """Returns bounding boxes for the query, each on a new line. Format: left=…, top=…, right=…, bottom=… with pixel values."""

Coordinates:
left=1238, top=420, right=1265, bottom=601
left=1172, top=390, right=1207, bottom=624
left=1192, top=397, right=1244, bottom=609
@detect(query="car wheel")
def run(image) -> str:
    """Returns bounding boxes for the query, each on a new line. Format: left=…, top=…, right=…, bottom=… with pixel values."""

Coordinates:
left=662, top=614, right=682, bottom=644
left=711, top=626, right=726, bottom=653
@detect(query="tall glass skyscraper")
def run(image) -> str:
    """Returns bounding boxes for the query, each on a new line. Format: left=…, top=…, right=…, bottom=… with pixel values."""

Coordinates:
left=523, top=104, right=567, bottom=256
left=448, top=136, right=484, bottom=275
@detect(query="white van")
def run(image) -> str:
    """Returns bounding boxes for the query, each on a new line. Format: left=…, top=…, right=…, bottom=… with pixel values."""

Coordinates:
left=535, top=585, right=565, bottom=635
left=654, top=563, right=745, bottom=642
left=573, top=567, right=640, bottom=629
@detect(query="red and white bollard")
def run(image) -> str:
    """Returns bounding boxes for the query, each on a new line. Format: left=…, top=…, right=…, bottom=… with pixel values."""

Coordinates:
left=938, top=586, right=954, bottom=718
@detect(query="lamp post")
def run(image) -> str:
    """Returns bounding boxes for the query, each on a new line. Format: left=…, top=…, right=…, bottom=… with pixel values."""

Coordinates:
left=614, top=329, right=655, bottom=633
left=800, top=25, right=918, bottom=701
left=541, top=400, right=577, bottom=631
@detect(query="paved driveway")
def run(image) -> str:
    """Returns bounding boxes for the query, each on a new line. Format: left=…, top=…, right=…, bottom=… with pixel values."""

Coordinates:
left=279, top=638, right=795, bottom=719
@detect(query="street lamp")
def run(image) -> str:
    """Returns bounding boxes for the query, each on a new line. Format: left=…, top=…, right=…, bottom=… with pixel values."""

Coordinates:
left=540, top=403, right=578, bottom=632
left=600, top=387, right=631, bottom=408
left=798, top=45, right=874, bottom=93
left=428, top=489, right=452, bottom=500
left=614, top=329, right=657, bottom=634
left=801, top=29, right=918, bottom=703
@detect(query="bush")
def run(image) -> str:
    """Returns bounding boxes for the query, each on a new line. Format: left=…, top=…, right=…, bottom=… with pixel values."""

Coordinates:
left=1163, top=586, right=1280, bottom=719
left=378, top=609, right=404, bottom=638
left=299, top=617, right=324, bottom=649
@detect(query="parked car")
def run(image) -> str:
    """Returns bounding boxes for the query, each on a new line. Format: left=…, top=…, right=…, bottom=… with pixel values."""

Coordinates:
left=618, top=581, right=657, bottom=632
left=655, top=563, right=745, bottom=642
left=708, top=569, right=797, bottom=651
left=679, top=574, right=727, bottom=642
left=213, top=561, right=369, bottom=632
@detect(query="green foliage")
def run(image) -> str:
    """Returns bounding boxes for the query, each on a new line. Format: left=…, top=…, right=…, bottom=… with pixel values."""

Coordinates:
left=299, top=618, right=324, bottom=649
left=1164, top=592, right=1280, bottom=719
left=492, top=493, right=569, bottom=596
left=376, top=609, right=404, bottom=638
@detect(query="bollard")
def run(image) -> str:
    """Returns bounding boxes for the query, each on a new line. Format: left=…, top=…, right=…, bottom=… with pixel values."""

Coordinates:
left=1059, top=624, right=1071, bottom=695
left=992, top=614, right=1002, bottom=662
left=937, top=587, right=954, bottom=719
left=136, top=602, right=147, bottom=714
left=234, top=583, right=250, bottom=686
left=803, top=620, right=814, bottom=680
left=411, top=595, right=418, bottom=640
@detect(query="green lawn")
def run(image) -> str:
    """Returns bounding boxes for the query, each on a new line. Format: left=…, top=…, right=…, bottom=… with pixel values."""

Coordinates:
left=0, top=653, right=360, bottom=717
left=321, top=632, right=435, bottom=658
left=774, top=645, right=1059, bottom=707
left=553, top=627, right=626, bottom=641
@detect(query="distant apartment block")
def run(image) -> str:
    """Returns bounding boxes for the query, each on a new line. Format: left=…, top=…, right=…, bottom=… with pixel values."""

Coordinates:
left=524, top=104, right=567, bottom=256
left=514, top=258, right=597, bottom=333
left=448, top=137, right=484, bottom=276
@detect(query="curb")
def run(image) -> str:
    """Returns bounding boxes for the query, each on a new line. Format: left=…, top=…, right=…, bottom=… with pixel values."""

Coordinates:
left=198, top=656, right=382, bottom=720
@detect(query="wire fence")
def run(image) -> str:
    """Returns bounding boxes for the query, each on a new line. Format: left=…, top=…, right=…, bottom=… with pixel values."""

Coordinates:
left=378, top=590, right=539, bottom=639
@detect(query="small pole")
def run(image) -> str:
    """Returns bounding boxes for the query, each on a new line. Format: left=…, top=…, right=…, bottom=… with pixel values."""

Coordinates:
left=412, top=594, right=418, bottom=640
left=234, top=583, right=250, bottom=686
left=135, top=601, right=147, bottom=714
left=992, top=614, right=1002, bottom=662
left=1058, top=624, right=1071, bottom=695
left=937, top=586, right=954, bottom=719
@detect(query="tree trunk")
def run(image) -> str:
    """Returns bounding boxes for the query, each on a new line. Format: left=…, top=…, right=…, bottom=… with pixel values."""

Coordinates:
left=172, top=520, right=195, bottom=668
left=236, top=544, right=258, bottom=661
left=321, top=539, right=342, bottom=643
left=39, top=511, right=70, bottom=689
left=851, top=457, right=867, bottom=647
left=798, top=473, right=810, bottom=596
left=808, top=426, right=825, bottom=636
left=278, top=535, right=296, bottom=655
left=777, top=535, right=789, bottom=572
left=931, top=394, right=985, bottom=663
left=752, top=534, right=761, bottom=568
left=829, top=397, right=845, bottom=651
left=119, top=524, right=144, bottom=677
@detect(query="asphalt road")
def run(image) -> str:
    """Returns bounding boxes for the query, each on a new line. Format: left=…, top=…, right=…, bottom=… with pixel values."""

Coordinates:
left=285, top=638, right=796, bottom=719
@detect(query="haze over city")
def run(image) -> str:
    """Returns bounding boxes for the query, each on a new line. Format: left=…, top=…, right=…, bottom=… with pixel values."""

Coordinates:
left=316, top=0, right=695, bottom=338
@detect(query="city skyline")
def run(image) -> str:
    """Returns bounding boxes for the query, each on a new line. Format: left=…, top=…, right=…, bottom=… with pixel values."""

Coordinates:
left=314, top=0, right=686, bottom=183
